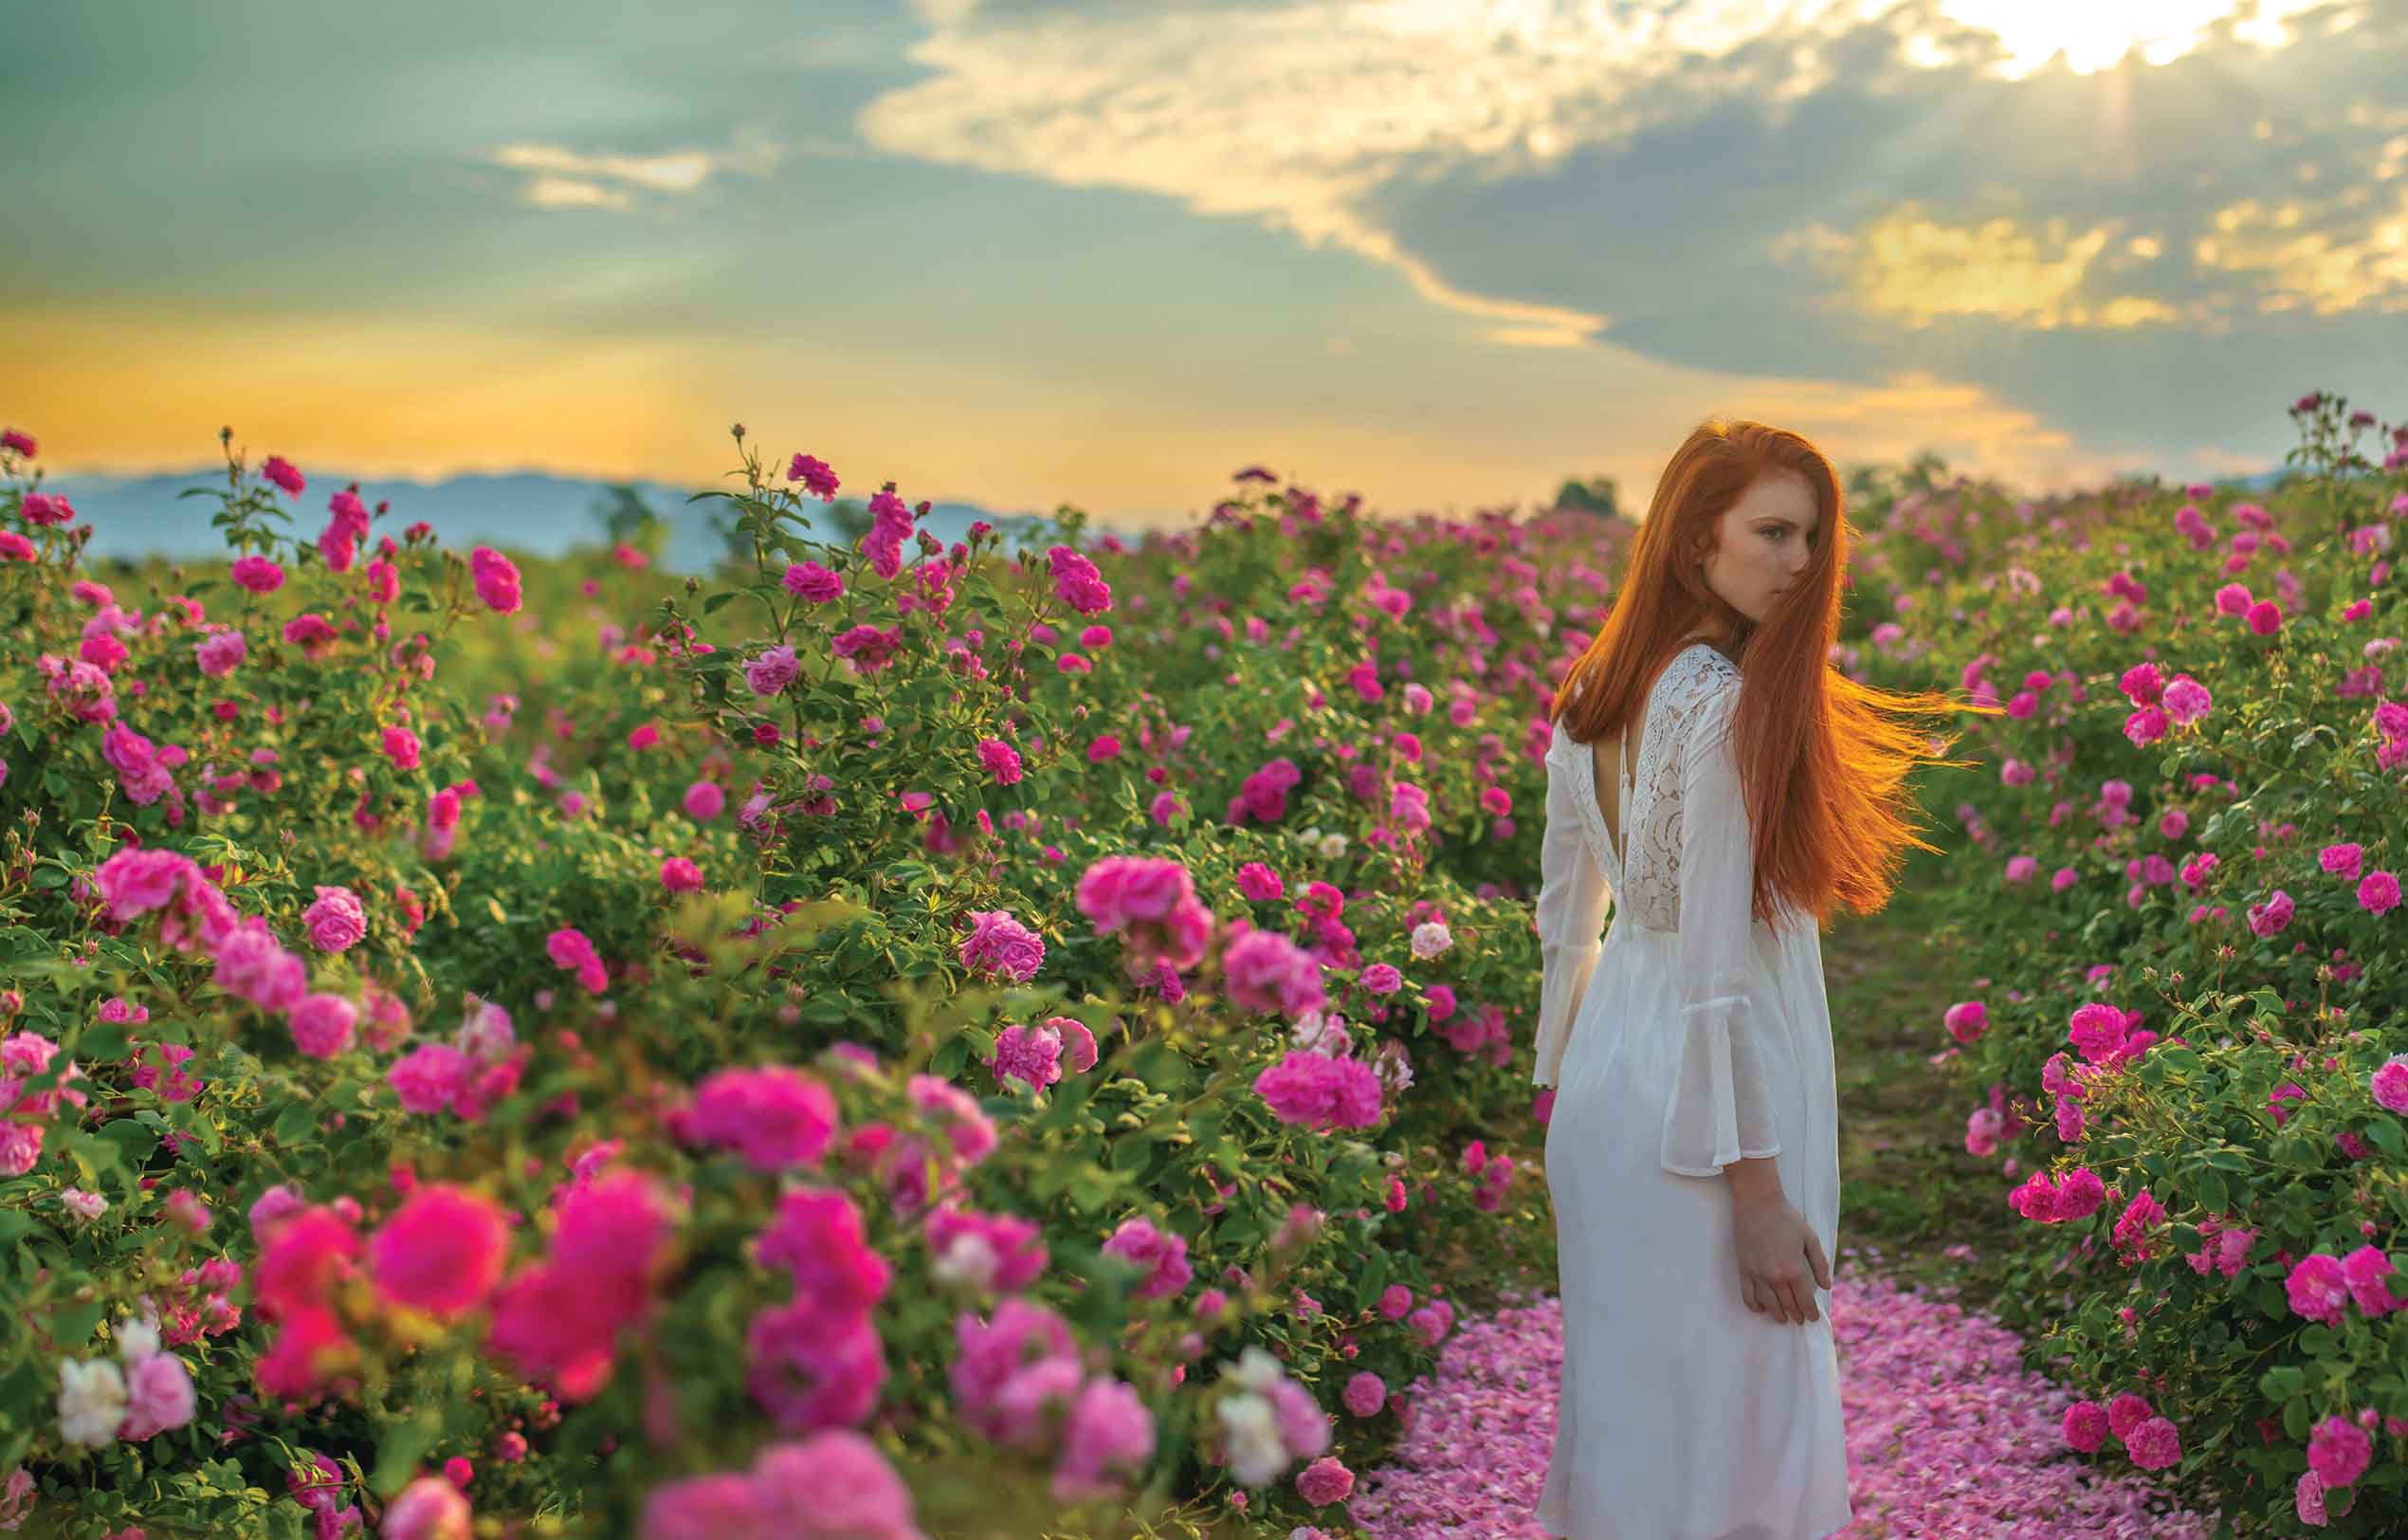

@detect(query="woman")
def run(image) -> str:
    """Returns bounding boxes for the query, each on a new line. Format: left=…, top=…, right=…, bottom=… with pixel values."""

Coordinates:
left=1531, top=418, right=1992, bottom=1539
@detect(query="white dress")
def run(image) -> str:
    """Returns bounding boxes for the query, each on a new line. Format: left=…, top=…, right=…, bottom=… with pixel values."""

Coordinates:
left=1532, top=642, right=1852, bottom=1540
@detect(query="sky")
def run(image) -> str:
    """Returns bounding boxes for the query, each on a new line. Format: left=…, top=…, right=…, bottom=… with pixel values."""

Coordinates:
left=8, top=0, right=2408, bottom=530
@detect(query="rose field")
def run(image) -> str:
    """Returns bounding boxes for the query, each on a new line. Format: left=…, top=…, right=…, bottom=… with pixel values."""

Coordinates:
left=0, top=393, right=2402, bottom=1539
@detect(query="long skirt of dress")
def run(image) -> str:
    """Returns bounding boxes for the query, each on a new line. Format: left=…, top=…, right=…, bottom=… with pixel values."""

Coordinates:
left=1537, top=913, right=1852, bottom=1540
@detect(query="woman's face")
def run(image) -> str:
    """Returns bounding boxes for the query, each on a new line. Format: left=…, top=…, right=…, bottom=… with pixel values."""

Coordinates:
left=1703, top=469, right=1818, bottom=624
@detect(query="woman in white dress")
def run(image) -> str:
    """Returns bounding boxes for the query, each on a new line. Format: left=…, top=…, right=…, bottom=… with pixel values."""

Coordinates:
left=1530, top=419, right=1988, bottom=1539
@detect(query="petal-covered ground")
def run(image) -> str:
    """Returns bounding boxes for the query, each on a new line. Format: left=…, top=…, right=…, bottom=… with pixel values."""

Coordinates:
left=1349, top=1256, right=2224, bottom=1539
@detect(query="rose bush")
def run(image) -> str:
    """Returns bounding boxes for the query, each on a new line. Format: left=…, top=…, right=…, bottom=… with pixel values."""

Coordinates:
left=0, top=426, right=1567, bottom=1537
left=1851, top=393, right=2408, bottom=1533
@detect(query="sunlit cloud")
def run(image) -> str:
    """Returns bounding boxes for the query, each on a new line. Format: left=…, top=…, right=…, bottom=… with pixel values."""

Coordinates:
left=2197, top=188, right=2408, bottom=315
left=484, top=123, right=788, bottom=211
left=1775, top=203, right=2191, bottom=330
left=520, top=176, right=634, bottom=211
left=1909, top=0, right=2328, bottom=79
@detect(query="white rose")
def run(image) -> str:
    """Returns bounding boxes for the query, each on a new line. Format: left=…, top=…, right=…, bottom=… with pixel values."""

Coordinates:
left=1409, top=921, right=1452, bottom=959
left=454, top=997, right=517, bottom=1061
left=1215, top=1392, right=1286, bottom=1487
left=58, top=1188, right=109, bottom=1221
left=1317, top=833, right=1348, bottom=860
left=57, top=1358, right=127, bottom=1448
left=1287, top=1012, right=1352, bottom=1058
left=1223, top=1345, right=1283, bottom=1396
left=116, top=1319, right=161, bottom=1367
left=930, top=1231, right=999, bottom=1291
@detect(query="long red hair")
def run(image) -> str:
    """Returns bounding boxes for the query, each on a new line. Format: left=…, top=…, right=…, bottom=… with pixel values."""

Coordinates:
left=1547, top=417, right=1999, bottom=929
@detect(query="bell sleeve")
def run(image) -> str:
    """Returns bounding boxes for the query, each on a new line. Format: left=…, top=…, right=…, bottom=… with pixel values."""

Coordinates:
left=1531, top=731, right=1614, bottom=1088
left=1659, top=684, right=1783, bottom=1177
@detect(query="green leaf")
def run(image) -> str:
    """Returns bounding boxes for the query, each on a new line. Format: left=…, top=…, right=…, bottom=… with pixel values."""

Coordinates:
left=931, top=1035, right=972, bottom=1079
left=2252, top=1276, right=2289, bottom=1318
left=702, top=591, right=739, bottom=615
left=50, top=1298, right=107, bottom=1349
left=1217, top=1209, right=1268, bottom=1248
left=372, top=1416, right=440, bottom=1498
left=76, top=1024, right=131, bottom=1062
left=2196, top=1170, right=2229, bottom=1218
left=97, top=1118, right=157, bottom=1165
left=177, top=1101, right=226, bottom=1156
left=1067, top=1170, right=1115, bottom=1214
left=1108, top=1133, right=1157, bottom=1173
left=272, top=1101, right=319, bottom=1146
left=1353, top=1249, right=1391, bottom=1313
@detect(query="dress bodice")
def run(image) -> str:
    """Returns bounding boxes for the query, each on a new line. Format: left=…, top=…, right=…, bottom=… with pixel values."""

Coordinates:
left=1543, top=641, right=1743, bottom=933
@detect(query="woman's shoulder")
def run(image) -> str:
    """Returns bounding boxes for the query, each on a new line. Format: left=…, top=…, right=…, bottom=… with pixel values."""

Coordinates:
left=1683, top=639, right=1742, bottom=686
left=1663, top=648, right=1742, bottom=755
left=1666, top=643, right=1742, bottom=708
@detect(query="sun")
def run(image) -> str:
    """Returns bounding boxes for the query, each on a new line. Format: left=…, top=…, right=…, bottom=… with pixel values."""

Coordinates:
left=1929, top=0, right=2322, bottom=78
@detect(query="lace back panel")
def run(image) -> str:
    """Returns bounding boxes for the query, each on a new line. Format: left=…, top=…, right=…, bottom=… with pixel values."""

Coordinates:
left=1549, top=643, right=1742, bottom=932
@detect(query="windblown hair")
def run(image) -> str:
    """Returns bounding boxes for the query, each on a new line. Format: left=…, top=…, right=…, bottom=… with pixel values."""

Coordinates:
left=1547, top=417, right=2000, bottom=929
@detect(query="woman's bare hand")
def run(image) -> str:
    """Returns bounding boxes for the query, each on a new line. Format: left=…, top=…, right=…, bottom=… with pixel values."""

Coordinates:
left=1730, top=1191, right=1831, bottom=1325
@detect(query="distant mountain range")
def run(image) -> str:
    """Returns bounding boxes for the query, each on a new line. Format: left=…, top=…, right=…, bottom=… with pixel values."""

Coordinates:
left=26, top=469, right=1140, bottom=574
left=20, top=463, right=2301, bottom=574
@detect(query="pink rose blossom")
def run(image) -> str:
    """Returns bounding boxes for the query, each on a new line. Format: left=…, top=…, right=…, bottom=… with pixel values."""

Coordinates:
left=371, top=1183, right=511, bottom=1319
left=470, top=546, right=521, bottom=614
left=301, top=885, right=368, bottom=952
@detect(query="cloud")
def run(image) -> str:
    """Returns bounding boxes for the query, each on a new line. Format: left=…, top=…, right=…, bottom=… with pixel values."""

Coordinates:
left=1730, top=368, right=2109, bottom=490
left=1899, top=0, right=2326, bottom=79
left=484, top=122, right=790, bottom=211
left=2196, top=186, right=2408, bottom=316
left=856, top=0, right=2339, bottom=350
left=1774, top=202, right=2193, bottom=330
left=518, top=175, right=635, bottom=211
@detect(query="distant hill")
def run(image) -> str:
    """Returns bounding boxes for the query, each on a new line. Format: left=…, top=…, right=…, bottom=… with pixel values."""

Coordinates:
left=2221, top=468, right=2296, bottom=492
left=22, top=463, right=2304, bottom=574
left=27, top=469, right=1138, bottom=574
